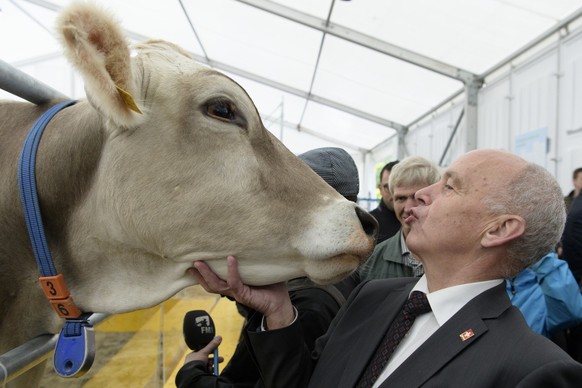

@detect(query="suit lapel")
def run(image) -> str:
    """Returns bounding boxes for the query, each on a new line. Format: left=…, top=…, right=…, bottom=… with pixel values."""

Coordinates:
left=379, top=282, right=510, bottom=387
left=339, top=281, right=413, bottom=387
left=381, top=307, right=488, bottom=387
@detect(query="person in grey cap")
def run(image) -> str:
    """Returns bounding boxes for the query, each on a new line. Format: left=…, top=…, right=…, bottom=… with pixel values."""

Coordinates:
left=297, top=147, right=360, bottom=202
left=176, top=147, right=358, bottom=388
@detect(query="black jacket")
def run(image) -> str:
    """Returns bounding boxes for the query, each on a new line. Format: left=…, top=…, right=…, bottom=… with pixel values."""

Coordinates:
left=563, top=195, right=582, bottom=283
left=369, top=200, right=400, bottom=244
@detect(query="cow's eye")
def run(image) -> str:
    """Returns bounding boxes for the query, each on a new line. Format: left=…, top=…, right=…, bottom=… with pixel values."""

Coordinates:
left=206, top=100, right=236, bottom=122
left=204, top=98, right=248, bottom=129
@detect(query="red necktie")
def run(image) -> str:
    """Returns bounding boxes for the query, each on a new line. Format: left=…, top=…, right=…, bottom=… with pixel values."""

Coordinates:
left=356, top=291, right=432, bottom=388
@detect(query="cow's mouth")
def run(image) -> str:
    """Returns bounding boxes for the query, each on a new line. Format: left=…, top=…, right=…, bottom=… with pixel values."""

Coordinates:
left=306, top=253, right=362, bottom=285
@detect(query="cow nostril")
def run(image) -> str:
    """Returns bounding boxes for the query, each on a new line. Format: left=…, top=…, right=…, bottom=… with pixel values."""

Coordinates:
left=355, top=206, right=379, bottom=238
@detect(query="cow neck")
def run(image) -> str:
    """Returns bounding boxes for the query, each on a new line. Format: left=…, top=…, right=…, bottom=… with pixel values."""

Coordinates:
left=17, top=100, right=96, bottom=378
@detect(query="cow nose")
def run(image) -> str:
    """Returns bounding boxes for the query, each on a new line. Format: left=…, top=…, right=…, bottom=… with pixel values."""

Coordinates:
left=355, top=206, right=379, bottom=238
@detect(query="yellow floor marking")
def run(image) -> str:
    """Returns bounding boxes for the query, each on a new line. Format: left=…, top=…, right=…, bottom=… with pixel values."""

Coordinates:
left=79, top=286, right=244, bottom=387
left=84, top=294, right=218, bottom=388
left=95, top=300, right=176, bottom=333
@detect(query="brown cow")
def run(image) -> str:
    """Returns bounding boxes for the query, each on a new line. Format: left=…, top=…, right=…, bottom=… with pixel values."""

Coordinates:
left=0, top=2, right=376, bottom=386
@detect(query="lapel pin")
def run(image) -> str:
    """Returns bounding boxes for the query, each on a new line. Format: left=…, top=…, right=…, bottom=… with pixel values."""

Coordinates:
left=459, top=329, right=475, bottom=341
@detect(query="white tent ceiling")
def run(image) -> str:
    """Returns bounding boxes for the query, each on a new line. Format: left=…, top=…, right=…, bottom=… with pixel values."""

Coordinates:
left=2, top=0, right=582, bottom=155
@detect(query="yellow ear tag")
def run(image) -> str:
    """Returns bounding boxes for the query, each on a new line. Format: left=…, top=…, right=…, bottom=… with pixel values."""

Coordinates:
left=115, top=85, right=143, bottom=114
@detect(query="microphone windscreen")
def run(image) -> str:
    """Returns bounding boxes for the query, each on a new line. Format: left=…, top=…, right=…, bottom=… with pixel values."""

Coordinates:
left=183, top=310, right=216, bottom=351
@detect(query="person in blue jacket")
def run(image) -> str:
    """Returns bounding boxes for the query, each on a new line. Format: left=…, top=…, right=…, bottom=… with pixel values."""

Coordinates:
left=507, top=250, right=582, bottom=337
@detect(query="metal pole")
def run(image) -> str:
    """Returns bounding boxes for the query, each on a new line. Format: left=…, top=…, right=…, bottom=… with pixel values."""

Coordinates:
left=0, top=58, right=67, bottom=104
left=438, top=108, right=465, bottom=166
left=0, top=333, right=57, bottom=384
left=0, top=313, right=108, bottom=383
left=280, top=97, right=284, bottom=142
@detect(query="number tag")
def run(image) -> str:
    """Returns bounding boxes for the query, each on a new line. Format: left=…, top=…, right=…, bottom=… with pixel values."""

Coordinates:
left=39, top=275, right=81, bottom=318
left=40, top=274, right=70, bottom=299
left=49, top=296, right=82, bottom=318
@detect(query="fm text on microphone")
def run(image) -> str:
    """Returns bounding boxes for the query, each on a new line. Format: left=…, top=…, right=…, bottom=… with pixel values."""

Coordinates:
left=183, top=310, right=219, bottom=375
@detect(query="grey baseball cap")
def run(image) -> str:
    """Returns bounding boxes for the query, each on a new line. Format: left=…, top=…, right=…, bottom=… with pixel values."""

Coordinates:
left=298, top=147, right=359, bottom=197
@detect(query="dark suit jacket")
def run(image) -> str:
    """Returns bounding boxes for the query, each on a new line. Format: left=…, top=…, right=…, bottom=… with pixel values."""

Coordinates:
left=563, top=194, right=582, bottom=283
left=246, top=277, right=582, bottom=388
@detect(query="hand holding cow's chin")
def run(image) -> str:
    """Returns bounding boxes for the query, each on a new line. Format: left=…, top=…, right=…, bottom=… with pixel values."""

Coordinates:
left=191, top=256, right=295, bottom=330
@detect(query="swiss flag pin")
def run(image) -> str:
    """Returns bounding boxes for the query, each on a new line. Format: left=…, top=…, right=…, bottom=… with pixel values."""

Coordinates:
left=459, top=329, right=475, bottom=341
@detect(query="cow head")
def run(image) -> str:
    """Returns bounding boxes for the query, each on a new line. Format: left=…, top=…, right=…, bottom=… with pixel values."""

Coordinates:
left=55, top=3, right=377, bottom=314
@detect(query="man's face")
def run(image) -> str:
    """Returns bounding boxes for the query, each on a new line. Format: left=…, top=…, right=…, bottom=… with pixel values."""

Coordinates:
left=379, top=170, right=394, bottom=210
left=404, top=150, right=524, bottom=261
left=392, top=184, right=426, bottom=237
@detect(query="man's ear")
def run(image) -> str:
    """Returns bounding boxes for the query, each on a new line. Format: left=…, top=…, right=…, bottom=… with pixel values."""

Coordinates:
left=481, top=215, right=525, bottom=248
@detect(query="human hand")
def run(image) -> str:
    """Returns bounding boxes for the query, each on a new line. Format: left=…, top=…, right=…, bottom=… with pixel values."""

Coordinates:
left=184, top=336, right=224, bottom=371
left=190, top=256, right=295, bottom=330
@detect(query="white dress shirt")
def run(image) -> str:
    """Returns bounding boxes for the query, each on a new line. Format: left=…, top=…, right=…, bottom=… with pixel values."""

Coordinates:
left=372, top=275, right=503, bottom=388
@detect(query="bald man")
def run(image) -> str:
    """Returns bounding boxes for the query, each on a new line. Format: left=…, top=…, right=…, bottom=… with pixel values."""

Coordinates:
left=192, top=149, right=582, bottom=388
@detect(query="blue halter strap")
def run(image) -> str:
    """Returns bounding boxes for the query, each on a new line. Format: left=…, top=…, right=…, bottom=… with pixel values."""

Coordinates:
left=17, top=100, right=95, bottom=377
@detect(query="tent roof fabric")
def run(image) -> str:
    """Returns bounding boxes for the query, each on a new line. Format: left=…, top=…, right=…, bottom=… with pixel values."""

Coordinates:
left=2, top=0, right=582, bottom=154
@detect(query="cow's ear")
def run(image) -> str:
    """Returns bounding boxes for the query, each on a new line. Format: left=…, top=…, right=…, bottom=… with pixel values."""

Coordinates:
left=57, top=2, right=142, bottom=128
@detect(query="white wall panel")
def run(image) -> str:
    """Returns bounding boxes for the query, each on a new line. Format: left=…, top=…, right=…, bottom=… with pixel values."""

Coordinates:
left=478, top=77, right=511, bottom=150
left=430, top=110, right=454, bottom=161
left=441, top=104, right=466, bottom=166
left=407, top=122, right=434, bottom=160
left=510, top=50, right=558, bottom=172
left=407, top=28, right=582, bottom=193
left=557, top=32, right=582, bottom=194
left=406, top=103, right=464, bottom=166
left=510, top=50, right=558, bottom=169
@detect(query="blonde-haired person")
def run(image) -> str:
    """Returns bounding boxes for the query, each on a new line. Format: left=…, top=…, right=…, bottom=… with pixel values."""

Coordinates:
left=357, top=156, right=441, bottom=282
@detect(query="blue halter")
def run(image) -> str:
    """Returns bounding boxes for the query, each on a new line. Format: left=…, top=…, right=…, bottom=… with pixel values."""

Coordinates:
left=17, top=100, right=95, bottom=377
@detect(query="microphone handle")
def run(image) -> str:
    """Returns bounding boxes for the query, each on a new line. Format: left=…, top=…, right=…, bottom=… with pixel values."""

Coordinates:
left=213, top=348, right=219, bottom=375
